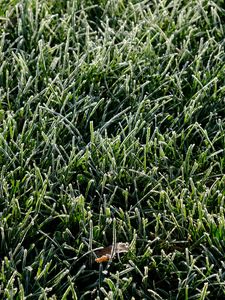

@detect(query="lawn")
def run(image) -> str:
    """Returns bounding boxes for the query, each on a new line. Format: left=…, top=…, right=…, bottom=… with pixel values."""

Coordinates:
left=0, top=0, right=225, bottom=299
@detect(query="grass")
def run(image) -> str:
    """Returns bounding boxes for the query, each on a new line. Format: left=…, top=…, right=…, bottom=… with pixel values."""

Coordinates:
left=0, top=0, right=225, bottom=299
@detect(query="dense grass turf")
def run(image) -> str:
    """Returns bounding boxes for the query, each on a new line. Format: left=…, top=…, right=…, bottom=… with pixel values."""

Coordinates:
left=0, top=0, right=225, bottom=299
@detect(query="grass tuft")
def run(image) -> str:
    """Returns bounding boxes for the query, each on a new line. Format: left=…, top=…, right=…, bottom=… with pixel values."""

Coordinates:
left=0, top=0, right=225, bottom=299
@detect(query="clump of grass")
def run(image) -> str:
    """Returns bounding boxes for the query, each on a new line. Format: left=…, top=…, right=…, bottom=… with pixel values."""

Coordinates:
left=0, top=0, right=225, bottom=299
